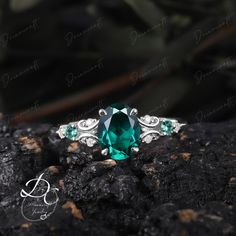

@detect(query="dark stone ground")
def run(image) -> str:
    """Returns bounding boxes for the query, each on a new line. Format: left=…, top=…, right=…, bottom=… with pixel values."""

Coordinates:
left=0, top=118, right=236, bottom=236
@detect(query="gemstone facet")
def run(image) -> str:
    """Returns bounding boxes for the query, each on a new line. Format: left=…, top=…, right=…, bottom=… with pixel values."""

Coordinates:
left=161, top=120, right=173, bottom=136
left=98, top=103, right=141, bottom=160
left=65, top=124, right=78, bottom=140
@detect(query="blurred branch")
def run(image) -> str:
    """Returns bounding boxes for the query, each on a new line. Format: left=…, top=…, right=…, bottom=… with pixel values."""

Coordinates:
left=123, top=0, right=166, bottom=26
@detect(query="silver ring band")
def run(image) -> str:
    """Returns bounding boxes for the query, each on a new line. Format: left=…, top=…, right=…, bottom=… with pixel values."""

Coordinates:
left=57, top=104, right=186, bottom=160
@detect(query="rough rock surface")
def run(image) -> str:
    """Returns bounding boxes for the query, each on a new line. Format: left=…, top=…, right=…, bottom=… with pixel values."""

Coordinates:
left=0, top=119, right=236, bottom=236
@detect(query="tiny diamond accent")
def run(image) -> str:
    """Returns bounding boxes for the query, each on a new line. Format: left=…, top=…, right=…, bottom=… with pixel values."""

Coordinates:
left=86, top=138, right=96, bottom=147
left=80, top=137, right=86, bottom=144
left=86, top=119, right=94, bottom=127
left=143, top=135, right=153, bottom=144
left=144, top=115, right=151, bottom=124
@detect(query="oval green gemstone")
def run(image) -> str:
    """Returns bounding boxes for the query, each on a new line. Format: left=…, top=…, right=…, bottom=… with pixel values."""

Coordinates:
left=65, top=124, right=78, bottom=140
left=98, top=103, right=141, bottom=160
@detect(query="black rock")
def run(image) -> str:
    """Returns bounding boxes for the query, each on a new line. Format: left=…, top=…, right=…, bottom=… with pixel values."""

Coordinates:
left=0, top=119, right=235, bottom=236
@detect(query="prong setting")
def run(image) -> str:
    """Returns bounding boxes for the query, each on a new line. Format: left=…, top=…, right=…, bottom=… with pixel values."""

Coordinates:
left=130, top=108, right=138, bottom=116
left=99, top=109, right=107, bottom=116
left=131, top=147, right=139, bottom=153
left=101, top=148, right=108, bottom=156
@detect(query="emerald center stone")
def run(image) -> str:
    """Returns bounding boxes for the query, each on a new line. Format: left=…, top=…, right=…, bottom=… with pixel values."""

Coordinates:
left=98, top=103, right=141, bottom=160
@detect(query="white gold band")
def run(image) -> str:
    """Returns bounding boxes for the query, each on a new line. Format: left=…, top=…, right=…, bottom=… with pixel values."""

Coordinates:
left=57, top=109, right=186, bottom=148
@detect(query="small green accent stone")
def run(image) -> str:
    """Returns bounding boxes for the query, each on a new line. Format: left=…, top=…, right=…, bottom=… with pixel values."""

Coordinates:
left=161, top=120, right=173, bottom=136
left=98, top=103, right=141, bottom=160
left=65, top=124, right=78, bottom=140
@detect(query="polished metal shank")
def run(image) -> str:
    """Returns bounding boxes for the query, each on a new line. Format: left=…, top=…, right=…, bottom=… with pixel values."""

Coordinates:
left=57, top=110, right=186, bottom=147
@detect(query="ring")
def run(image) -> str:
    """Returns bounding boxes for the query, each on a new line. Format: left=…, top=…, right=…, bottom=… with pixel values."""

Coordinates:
left=57, top=103, right=186, bottom=160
